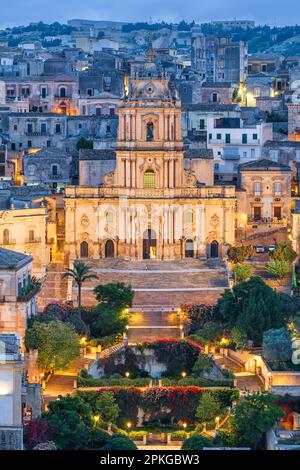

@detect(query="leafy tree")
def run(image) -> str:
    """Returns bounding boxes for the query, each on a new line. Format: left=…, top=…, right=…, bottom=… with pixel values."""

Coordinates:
left=270, top=241, right=297, bottom=263
left=182, top=304, right=220, bottom=333
left=93, top=391, right=120, bottom=424
left=232, top=264, right=254, bottom=283
left=262, top=328, right=292, bottom=363
left=87, top=428, right=110, bottom=449
left=267, top=259, right=291, bottom=279
left=228, top=245, right=254, bottom=264
left=230, top=326, right=248, bottom=349
left=44, top=395, right=93, bottom=449
left=195, top=392, right=222, bottom=423
left=84, top=282, right=134, bottom=337
left=76, top=138, right=93, bottom=150
left=66, top=315, right=89, bottom=336
left=25, top=321, right=80, bottom=374
left=218, top=277, right=285, bottom=345
left=101, top=436, right=137, bottom=450
left=91, top=304, right=129, bottom=337
left=62, top=261, right=99, bottom=318
left=192, top=354, right=212, bottom=376
left=94, top=282, right=133, bottom=311
left=181, top=435, right=213, bottom=450
left=230, top=393, right=284, bottom=449
left=193, top=321, right=223, bottom=345
left=44, top=302, right=71, bottom=321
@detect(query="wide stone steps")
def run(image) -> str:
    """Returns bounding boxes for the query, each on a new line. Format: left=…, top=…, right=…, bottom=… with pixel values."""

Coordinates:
left=128, top=326, right=181, bottom=343
left=38, top=263, right=69, bottom=310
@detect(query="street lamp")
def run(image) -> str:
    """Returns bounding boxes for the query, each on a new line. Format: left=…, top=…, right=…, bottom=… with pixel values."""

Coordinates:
left=181, top=371, right=187, bottom=378
left=125, top=371, right=130, bottom=378
left=93, top=415, right=100, bottom=426
left=126, top=421, right=132, bottom=430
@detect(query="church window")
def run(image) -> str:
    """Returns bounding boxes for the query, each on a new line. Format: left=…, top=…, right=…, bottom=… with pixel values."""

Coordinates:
left=146, top=122, right=154, bottom=141
left=106, top=211, right=114, bottom=223
left=144, top=170, right=155, bottom=189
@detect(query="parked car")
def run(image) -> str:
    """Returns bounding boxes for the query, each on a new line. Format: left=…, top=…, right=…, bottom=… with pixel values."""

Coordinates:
left=268, top=245, right=276, bottom=253
left=255, top=245, right=265, bottom=253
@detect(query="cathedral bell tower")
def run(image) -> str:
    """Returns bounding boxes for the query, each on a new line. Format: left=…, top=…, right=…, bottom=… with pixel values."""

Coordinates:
left=114, top=36, right=185, bottom=191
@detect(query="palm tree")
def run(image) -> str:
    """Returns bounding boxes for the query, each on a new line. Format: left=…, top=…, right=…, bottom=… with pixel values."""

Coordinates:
left=62, top=260, right=99, bottom=318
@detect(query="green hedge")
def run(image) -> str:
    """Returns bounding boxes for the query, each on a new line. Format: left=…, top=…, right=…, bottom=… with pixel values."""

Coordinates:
left=77, top=376, right=151, bottom=388
left=129, top=431, right=146, bottom=441
left=161, top=377, right=234, bottom=387
left=171, top=431, right=187, bottom=441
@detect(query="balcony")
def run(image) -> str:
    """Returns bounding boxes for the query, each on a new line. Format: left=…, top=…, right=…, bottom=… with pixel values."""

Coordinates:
left=49, top=173, right=63, bottom=179
left=247, top=216, right=286, bottom=225
left=17, top=278, right=42, bottom=302
left=25, top=131, right=48, bottom=137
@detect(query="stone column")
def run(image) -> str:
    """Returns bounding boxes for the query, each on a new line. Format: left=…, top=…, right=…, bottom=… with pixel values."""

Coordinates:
left=164, top=159, right=169, bottom=188
left=126, top=159, right=131, bottom=188
left=131, top=158, right=136, bottom=188
left=169, top=159, right=174, bottom=188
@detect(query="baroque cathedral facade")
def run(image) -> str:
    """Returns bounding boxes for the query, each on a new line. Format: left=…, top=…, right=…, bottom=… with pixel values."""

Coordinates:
left=65, top=46, right=236, bottom=262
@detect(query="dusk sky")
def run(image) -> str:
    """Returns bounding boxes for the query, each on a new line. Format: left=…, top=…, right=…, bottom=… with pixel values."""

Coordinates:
left=1, top=0, right=300, bottom=28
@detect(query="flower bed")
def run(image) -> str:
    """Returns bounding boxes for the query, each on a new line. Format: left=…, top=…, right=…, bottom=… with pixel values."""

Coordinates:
left=77, top=387, right=238, bottom=426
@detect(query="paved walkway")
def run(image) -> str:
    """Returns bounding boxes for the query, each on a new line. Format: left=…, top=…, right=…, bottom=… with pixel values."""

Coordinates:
left=213, top=354, right=263, bottom=393
left=43, top=355, right=96, bottom=404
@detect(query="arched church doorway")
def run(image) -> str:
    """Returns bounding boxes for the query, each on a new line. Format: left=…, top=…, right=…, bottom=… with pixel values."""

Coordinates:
left=210, top=240, right=219, bottom=258
left=185, top=239, right=194, bottom=258
left=105, top=239, right=114, bottom=258
left=143, top=229, right=157, bottom=259
left=80, top=241, right=88, bottom=258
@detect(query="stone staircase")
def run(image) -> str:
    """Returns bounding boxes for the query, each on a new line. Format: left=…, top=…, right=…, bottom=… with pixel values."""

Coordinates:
left=67, top=258, right=230, bottom=343
left=38, top=263, right=68, bottom=310
left=75, top=258, right=229, bottom=309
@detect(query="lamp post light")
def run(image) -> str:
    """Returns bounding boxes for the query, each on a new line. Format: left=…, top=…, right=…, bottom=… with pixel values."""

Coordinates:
left=181, top=371, right=187, bottom=378
left=215, top=416, right=220, bottom=429
left=126, top=421, right=132, bottom=431
left=182, top=422, right=187, bottom=430
left=125, top=371, right=130, bottom=378
left=93, top=415, right=100, bottom=426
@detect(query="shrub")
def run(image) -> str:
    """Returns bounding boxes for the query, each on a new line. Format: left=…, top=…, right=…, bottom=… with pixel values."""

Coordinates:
left=267, top=259, right=291, bottom=279
left=228, top=245, right=254, bottom=264
left=171, top=431, right=187, bottom=441
left=43, top=302, right=71, bottom=321
left=262, top=328, right=292, bottom=363
left=181, top=435, right=213, bottom=450
left=87, top=428, right=110, bottom=449
left=270, top=241, right=297, bottom=263
left=232, top=264, right=254, bottom=283
left=101, top=436, right=137, bottom=450
left=129, top=431, right=146, bottom=441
